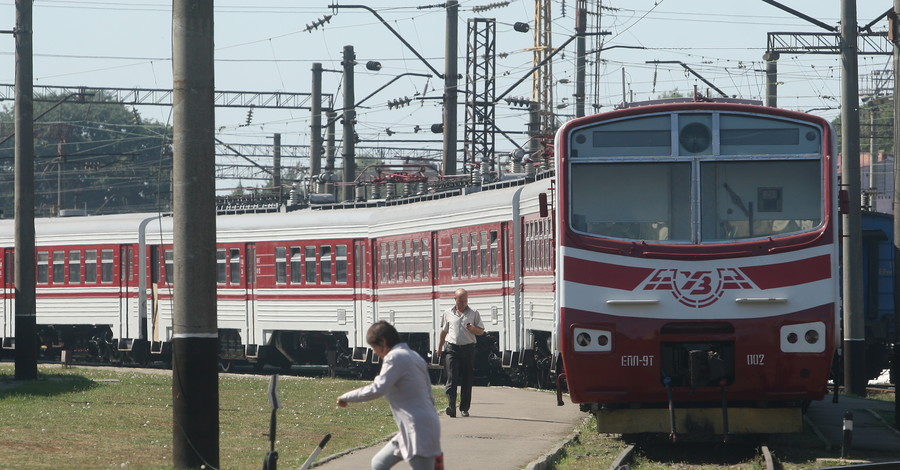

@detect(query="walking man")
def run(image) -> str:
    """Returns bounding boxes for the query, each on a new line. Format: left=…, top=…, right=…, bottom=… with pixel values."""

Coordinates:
left=438, top=288, right=485, bottom=417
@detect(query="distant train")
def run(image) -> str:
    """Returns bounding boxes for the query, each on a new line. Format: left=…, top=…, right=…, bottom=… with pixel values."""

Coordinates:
left=554, top=100, right=839, bottom=437
left=0, top=169, right=557, bottom=387
left=859, top=210, right=897, bottom=381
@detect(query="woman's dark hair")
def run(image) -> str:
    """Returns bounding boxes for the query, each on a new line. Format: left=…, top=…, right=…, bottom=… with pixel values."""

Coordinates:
left=367, top=320, right=401, bottom=349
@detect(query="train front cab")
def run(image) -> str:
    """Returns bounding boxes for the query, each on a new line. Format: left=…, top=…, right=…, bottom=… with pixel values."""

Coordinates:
left=554, top=102, right=838, bottom=436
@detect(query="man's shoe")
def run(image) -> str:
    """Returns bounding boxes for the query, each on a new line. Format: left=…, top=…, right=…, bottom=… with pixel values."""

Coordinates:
left=445, top=407, right=456, bottom=418
left=461, top=410, right=469, bottom=417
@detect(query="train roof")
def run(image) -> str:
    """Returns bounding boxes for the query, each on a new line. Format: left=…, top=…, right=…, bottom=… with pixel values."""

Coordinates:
left=0, top=174, right=550, bottom=247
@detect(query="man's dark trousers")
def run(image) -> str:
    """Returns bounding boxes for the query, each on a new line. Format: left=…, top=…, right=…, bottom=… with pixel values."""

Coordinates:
left=444, top=342, right=475, bottom=412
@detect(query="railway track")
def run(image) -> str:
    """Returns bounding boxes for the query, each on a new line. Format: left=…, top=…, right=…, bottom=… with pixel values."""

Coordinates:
left=606, top=436, right=779, bottom=470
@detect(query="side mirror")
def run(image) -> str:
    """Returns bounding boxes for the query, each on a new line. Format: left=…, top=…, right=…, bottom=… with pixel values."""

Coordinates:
left=538, top=192, right=549, bottom=218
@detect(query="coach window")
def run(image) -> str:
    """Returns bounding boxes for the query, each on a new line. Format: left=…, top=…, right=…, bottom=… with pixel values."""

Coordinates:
left=451, top=235, right=459, bottom=278
left=101, top=249, right=114, bottom=283
left=290, top=247, right=302, bottom=284
left=52, top=251, right=65, bottom=284
left=412, top=240, right=421, bottom=281
left=163, top=249, right=173, bottom=284
left=355, top=243, right=366, bottom=283
left=379, top=242, right=388, bottom=283
left=217, top=249, right=227, bottom=284
left=336, top=245, right=348, bottom=283
left=321, top=245, right=333, bottom=283
left=37, top=251, right=49, bottom=284
left=470, top=233, right=478, bottom=278
left=490, top=231, right=498, bottom=275
left=460, top=235, right=469, bottom=278
left=422, top=238, right=430, bottom=280
left=404, top=240, right=412, bottom=281
left=230, top=248, right=242, bottom=284
left=69, top=251, right=81, bottom=283
left=305, top=246, right=317, bottom=284
left=388, top=242, right=396, bottom=282
left=275, top=247, right=287, bottom=284
left=86, top=250, right=98, bottom=283
left=480, top=232, right=488, bottom=276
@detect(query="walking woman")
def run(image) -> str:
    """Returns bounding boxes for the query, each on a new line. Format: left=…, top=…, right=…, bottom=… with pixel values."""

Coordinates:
left=337, top=321, right=442, bottom=470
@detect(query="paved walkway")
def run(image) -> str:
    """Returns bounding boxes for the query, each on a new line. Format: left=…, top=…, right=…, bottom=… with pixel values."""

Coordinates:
left=805, top=392, right=900, bottom=456
left=314, top=386, right=586, bottom=470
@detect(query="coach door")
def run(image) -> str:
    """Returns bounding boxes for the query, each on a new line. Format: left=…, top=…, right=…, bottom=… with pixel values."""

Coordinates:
left=352, top=239, right=368, bottom=348
left=245, top=244, right=258, bottom=347
left=119, top=244, right=138, bottom=341
left=1, top=249, right=11, bottom=344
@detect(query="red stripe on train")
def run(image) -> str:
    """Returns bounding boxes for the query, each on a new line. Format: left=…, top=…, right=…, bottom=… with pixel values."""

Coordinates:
left=563, top=257, right=654, bottom=290
left=738, top=254, right=831, bottom=289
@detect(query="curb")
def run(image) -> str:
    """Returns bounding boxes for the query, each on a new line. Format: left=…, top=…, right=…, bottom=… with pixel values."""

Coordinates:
left=523, top=417, right=590, bottom=470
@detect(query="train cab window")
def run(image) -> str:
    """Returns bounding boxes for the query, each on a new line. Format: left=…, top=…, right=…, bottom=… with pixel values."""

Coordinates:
left=86, top=250, right=98, bottom=283
left=101, top=249, right=114, bottom=283
left=700, top=160, right=821, bottom=240
left=275, top=247, right=287, bottom=284
left=571, top=162, right=692, bottom=242
left=336, top=245, right=347, bottom=283
left=570, top=114, right=672, bottom=157
left=52, top=251, right=65, bottom=283
left=69, top=251, right=81, bottom=283
left=719, top=115, right=821, bottom=155
left=290, top=247, right=302, bottom=284
left=37, top=251, right=49, bottom=284
left=217, top=249, right=227, bottom=284
left=163, top=249, right=173, bottom=284
left=321, top=245, right=333, bottom=283
left=305, top=246, right=317, bottom=283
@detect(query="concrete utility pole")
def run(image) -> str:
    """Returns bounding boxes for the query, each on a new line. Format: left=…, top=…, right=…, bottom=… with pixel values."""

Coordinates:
left=443, top=1, right=459, bottom=175
left=763, top=51, right=779, bottom=107
left=840, top=0, right=866, bottom=397
left=325, top=109, right=337, bottom=195
left=14, top=0, right=37, bottom=381
left=310, top=62, right=323, bottom=180
left=271, top=133, right=281, bottom=192
left=341, top=45, right=356, bottom=202
left=171, top=0, right=219, bottom=467
left=890, top=0, right=900, bottom=428
left=575, top=0, right=587, bottom=118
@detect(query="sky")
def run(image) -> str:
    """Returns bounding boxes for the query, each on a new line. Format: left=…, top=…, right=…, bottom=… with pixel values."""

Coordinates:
left=0, top=0, right=894, bottom=190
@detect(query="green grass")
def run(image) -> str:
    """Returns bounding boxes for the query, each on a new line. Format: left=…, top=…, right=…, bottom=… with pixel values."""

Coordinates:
left=0, top=364, right=443, bottom=469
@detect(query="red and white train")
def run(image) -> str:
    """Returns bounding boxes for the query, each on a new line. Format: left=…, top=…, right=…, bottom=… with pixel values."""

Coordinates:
left=0, top=169, right=556, bottom=385
left=555, top=100, right=838, bottom=436
left=0, top=99, right=838, bottom=437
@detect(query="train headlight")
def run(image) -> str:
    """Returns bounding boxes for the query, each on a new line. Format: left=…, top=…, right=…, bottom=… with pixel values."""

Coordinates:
left=572, top=327, right=612, bottom=352
left=780, top=322, right=825, bottom=353
left=804, top=329, right=819, bottom=344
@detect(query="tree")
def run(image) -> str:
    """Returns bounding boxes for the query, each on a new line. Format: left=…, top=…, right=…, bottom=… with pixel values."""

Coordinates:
left=0, top=92, right=173, bottom=217
left=831, top=95, right=894, bottom=159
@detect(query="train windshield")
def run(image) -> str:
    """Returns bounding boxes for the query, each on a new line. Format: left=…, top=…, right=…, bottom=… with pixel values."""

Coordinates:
left=567, top=111, right=824, bottom=243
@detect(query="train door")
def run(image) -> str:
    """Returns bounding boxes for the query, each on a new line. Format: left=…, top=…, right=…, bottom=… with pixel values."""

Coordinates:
left=1, top=249, right=11, bottom=342
left=352, top=239, right=368, bottom=348
left=245, top=244, right=257, bottom=347
left=119, top=244, right=138, bottom=341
